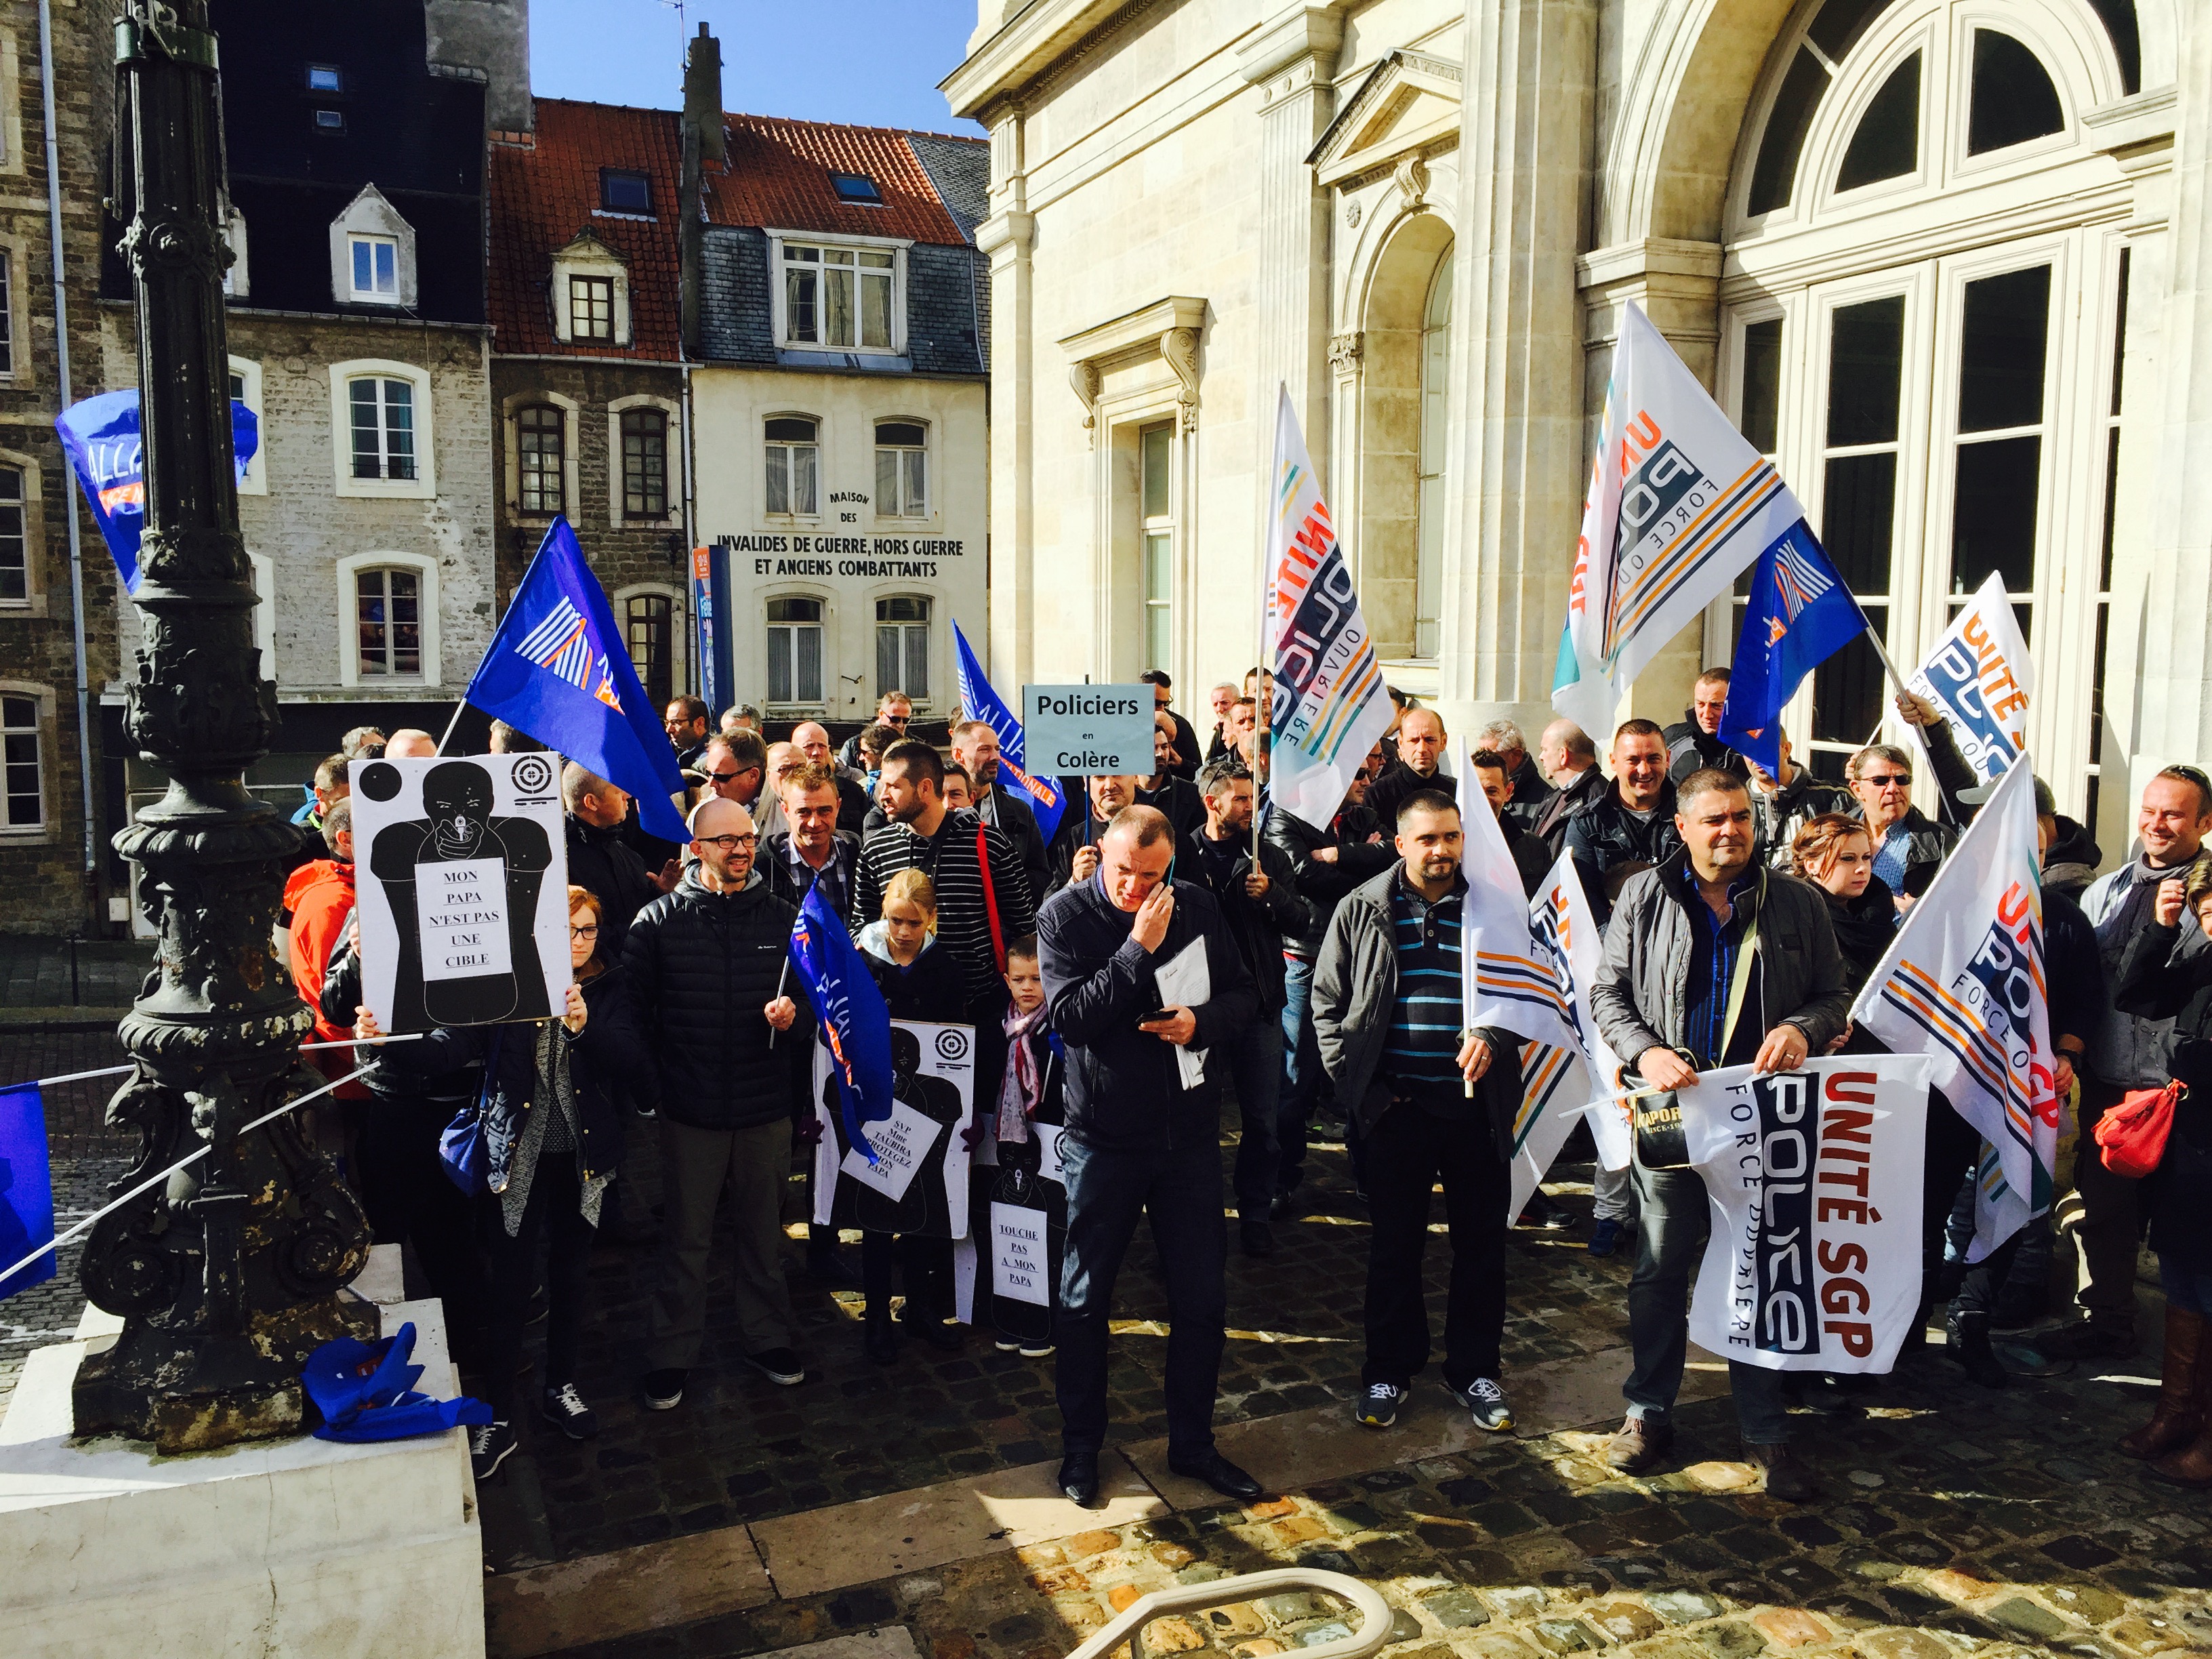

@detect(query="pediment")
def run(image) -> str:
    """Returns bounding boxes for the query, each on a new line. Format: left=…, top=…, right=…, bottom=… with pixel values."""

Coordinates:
left=1309, top=50, right=1462, bottom=188
left=553, top=230, right=626, bottom=269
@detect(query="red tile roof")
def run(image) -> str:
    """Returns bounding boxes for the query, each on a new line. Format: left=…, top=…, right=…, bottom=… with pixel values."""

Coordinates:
left=705, top=115, right=978, bottom=247
left=488, top=99, right=684, bottom=359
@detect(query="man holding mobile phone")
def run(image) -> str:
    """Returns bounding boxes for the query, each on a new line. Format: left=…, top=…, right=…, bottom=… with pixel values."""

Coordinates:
left=1038, top=805, right=1261, bottom=1508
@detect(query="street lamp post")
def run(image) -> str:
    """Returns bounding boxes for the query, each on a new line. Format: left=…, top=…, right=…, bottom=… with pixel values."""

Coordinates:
left=70, top=0, right=373, bottom=1453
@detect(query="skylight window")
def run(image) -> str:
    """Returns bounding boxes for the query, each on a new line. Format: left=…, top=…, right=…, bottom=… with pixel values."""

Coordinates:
left=600, top=169, right=652, bottom=214
left=314, top=108, right=345, bottom=134
left=307, top=64, right=342, bottom=92
left=830, top=171, right=883, bottom=205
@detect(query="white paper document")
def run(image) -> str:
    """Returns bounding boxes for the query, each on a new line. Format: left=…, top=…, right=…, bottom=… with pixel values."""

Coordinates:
left=992, top=1202, right=1052, bottom=1306
left=1152, top=935, right=1211, bottom=1089
left=839, top=1101, right=945, bottom=1203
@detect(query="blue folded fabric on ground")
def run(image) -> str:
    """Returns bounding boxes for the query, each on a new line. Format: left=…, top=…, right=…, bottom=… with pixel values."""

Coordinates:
left=303, top=1320, right=493, bottom=1443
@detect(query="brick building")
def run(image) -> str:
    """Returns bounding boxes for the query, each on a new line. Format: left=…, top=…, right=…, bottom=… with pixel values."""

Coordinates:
left=89, top=0, right=521, bottom=933
left=486, top=98, right=690, bottom=708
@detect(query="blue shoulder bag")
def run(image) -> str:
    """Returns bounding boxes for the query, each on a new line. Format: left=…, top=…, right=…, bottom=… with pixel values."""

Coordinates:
left=437, top=1027, right=505, bottom=1195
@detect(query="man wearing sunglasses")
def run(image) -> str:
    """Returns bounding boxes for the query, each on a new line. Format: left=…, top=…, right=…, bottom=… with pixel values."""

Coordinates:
left=839, top=691, right=914, bottom=772
left=623, top=794, right=814, bottom=1410
left=697, top=733, right=766, bottom=811
left=1843, top=747, right=1955, bottom=917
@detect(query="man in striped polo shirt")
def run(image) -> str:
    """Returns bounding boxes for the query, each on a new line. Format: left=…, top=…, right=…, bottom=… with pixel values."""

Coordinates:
left=1313, top=790, right=1523, bottom=1436
left=849, top=739, right=1037, bottom=1024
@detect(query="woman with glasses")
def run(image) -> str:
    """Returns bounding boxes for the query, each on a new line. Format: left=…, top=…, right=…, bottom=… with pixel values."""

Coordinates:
left=357, top=884, right=657, bottom=1481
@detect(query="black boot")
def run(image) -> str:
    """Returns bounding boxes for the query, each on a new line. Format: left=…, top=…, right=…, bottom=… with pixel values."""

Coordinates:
left=864, top=1309, right=899, bottom=1366
left=1947, top=1310, right=2010, bottom=1389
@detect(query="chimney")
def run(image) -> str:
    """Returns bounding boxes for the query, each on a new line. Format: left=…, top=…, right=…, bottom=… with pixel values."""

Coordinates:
left=679, top=22, right=723, bottom=357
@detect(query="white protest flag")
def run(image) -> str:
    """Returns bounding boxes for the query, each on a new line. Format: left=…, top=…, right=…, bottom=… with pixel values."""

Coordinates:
left=1904, top=570, right=2034, bottom=785
left=1679, top=1057, right=1933, bottom=1374
left=1267, top=386, right=1397, bottom=831
left=1509, top=854, right=1625, bottom=1214
left=1452, top=742, right=1597, bottom=1214
left=1553, top=303, right=1814, bottom=739
left=1852, top=762, right=2058, bottom=1258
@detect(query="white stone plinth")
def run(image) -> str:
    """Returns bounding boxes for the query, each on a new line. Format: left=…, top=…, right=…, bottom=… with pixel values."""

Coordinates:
left=0, top=1270, right=485, bottom=1658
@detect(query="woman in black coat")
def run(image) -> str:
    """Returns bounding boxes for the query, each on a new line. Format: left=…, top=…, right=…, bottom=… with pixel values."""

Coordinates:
left=1789, top=813, right=1898, bottom=993
left=2108, top=857, right=2212, bottom=1488
left=358, top=884, right=657, bottom=1481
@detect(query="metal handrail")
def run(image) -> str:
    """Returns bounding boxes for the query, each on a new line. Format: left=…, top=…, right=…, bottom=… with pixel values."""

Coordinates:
left=1065, top=1567, right=1393, bottom=1659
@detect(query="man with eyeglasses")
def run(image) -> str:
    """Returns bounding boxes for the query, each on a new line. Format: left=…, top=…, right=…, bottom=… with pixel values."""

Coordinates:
left=663, top=697, right=712, bottom=771
left=623, top=794, right=814, bottom=1410
left=2051, top=763, right=2212, bottom=1360
left=792, top=720, right=874, bottom=835
left=950, top=719, right=1050, bottom=901
left=840, top=691, right=914, bottom=771
left=1843, top=742, right=1957, bottom=916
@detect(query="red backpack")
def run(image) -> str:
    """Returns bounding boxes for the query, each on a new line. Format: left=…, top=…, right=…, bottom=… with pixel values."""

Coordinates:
left=2094, top=1081, right=2183, bottom=1179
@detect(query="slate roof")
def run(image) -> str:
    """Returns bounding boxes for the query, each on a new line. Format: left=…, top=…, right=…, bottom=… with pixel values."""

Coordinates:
left=487, top=100, right=684, bottom=359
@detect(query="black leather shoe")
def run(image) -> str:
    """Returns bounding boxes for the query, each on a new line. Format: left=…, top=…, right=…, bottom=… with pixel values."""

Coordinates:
left=1168, top=1450, right=1263, bottom=1502
left=1058, top=1448, right=1100, bottom=1506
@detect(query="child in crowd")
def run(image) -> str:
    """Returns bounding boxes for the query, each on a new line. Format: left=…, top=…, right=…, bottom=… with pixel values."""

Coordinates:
left=987, top=934, right=1065, bottom=1359
left=853, top=869, right=966, bottom=1362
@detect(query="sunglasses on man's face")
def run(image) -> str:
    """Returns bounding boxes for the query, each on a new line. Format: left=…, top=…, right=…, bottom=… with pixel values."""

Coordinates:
left=1858, top=773, right=1912, bottom=789
left=705, top=767, right=756, bottom=785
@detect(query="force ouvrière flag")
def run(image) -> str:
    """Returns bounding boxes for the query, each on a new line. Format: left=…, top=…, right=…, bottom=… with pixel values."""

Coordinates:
left=954, top=621, right=1068, bottom=843
left=1266, top=386, right=1395, bottom=831
left=1852, top=762, right=2057, bottom=1258
left=1680, top=1057, right=1933, bottom=1374
left=1553, top=303, right=1814, bottom=739
left=1905, top=571, right=2034, bottom=785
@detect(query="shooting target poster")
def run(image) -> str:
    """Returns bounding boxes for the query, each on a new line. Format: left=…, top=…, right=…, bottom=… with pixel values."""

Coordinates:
left=813, top=1019, right=977, bottom=1240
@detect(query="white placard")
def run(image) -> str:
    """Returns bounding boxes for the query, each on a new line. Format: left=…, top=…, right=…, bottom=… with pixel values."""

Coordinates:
left=992, top=1202, right=1052, bottom=1306
left=351, top=751, right=567, bottom=1032
left=1034, top=1122, right=1067, bottom=1186
left=840, top=1101, right=944, bottom=1203
left=1022, top=683, right=1154, bottom=775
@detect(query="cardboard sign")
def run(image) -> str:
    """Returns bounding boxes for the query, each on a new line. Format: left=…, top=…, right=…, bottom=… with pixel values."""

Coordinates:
left=992, top=1202, right=1052, bottom=1306
left=1021, top=684, right=1154, bottom=775
left=351, top=752, right=567, bottom=1033
left=840, top=1101, right=945, bottom=1202
left=813, top=1019, right=976, bottom=1239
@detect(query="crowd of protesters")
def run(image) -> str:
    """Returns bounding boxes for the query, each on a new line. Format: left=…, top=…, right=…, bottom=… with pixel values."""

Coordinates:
left=274, top=672, right=2212, bottom=1501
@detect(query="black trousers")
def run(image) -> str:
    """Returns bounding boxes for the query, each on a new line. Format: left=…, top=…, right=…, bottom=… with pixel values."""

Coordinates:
left=1921, top=1092, right=2017, bottom=1317
left=480, top=1154, right=596, bottom=1421
left=1361, top=1101, right=1511, bottom=1389
left=861, top=1229, right=954, bottom=1318
left=355, top=1094, right=488, bottom=1338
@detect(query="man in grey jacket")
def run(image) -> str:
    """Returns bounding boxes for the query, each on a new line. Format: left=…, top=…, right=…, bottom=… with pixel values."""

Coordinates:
left=1313, top=790, right=1525, bottom=1437
left=1589, top=769, right=1852, bottom=1502
left=2048, top=765, right=2212, bottom=1357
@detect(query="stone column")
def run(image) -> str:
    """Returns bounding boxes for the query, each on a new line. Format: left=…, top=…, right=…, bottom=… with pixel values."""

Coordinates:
left=977, top=108, right=1036, bottom=689
left=1438, top=0, right=1598, bottom=739
left=1238, top=3, right=1345, bottom=498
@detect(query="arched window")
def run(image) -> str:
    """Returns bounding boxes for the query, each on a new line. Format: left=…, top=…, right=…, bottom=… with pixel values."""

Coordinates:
left=766, top=416, right=819, bottom=516
left=1, top=691, right=41, bottom=829
left=1719, top=0, right=2124, bottom=800
left=875, top=420, right=927, bottom=518
left=767, top=595, right=824, bottom=706
left=353, top=565, right=422, bottom=678
left=626, top=592, right=674, bottom=710
left=0, top=467, right=24, bottom=604
left=1415, top=249, right=1453, bottom=660
left=518, top=404, right=565, bottom=516
left=621, top=407, right=668, bottom=518
left=876, top=596, right=929, bottom=701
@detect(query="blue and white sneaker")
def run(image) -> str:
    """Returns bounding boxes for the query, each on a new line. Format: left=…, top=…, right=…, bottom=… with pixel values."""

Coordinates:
left=1449, top=1377, right=1516, bottom=1433
left=1355, top=1381, right=1407, bottom=1429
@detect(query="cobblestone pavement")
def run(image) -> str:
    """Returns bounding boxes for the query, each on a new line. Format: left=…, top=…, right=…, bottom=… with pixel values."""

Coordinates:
left=541, top=1334, right=2211, bottom=1659
left=476, top=1138, right=1634, bottom=1568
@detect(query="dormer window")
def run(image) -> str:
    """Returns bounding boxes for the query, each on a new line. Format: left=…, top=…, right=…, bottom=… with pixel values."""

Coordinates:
left=548, top=231, right=632, bottom=346
left=349, top=234, right=398, bottom=302
left=776, top=239, right=900, bottom=352
left=327, top=184, right=417, bottom=310
left=830, top=171, right=882, bottom=205
left=600, top=169, right=652, bottom=215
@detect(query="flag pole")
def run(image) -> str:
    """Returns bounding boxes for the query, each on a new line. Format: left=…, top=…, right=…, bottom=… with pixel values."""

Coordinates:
left=434, top=698, right=468, bottom=756
left=1256, top=384, right=1278, bottom=865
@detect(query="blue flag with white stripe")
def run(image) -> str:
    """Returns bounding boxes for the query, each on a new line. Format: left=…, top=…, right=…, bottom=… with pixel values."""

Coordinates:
left=55, top=389, right=260, bottom=597
left=790, top=882, right=895, bottom=1165
left=1717, top=523, right=1870, bottom=778
left=0, top=1083, right=54, bottom=1303
left=953, top=621, right=1067, bottom=843
left=464, top=517, right=689, bottom=843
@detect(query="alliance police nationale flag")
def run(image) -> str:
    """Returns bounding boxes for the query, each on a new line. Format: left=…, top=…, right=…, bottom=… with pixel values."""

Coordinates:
left=1905, top=571, right=2034, bottom=785
left=790, top=882, right=896, bottom=1164
left=1852, top=761, right=2057, bottom=1258
left=1553, top=304, right=1814, bottom=739
left=56, top=389, right=261, bottom=596
left=0, top=1082, right=55, bottom=1303
left=1266, top=386, right=1394, bottom=831
left=954, top=621, right=1067, bottom=843
left=1717, top=525, right=1871, bottom=777
left=1679, top=1057, right=1933, bottom=1373
left=464, top=517, right=689, bottom=844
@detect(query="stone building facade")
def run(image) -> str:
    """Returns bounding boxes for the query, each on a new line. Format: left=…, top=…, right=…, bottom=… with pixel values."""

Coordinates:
left=946, top=0, right=2195, bottom=857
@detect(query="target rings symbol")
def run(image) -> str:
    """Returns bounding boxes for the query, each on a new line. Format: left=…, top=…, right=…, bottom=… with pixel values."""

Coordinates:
left=511, top=755, right=554, bottom=795
left=935, top=1028, right=969, bottom=1061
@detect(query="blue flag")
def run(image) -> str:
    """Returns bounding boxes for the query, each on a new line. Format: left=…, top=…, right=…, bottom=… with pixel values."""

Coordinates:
left=789, top=882, right=895, bottom=1166
left=54, top=389, right=260, bottom=596
left=953, top=621, right=1067, bottom=843
left=1717, top=523, right=1871, bottom=777
left=0, top=1084, right=55, bottom=1303
left=465, top=518, right=689, bottom=844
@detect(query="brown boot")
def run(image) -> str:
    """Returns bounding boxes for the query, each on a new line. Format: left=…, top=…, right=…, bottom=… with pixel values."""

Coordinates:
left=2118, top=1307, right=2205, bottom=1459
left=1741, top=1439, right=1817, bottom=1502
left=2148, top=1418, right=2212, bottom=1488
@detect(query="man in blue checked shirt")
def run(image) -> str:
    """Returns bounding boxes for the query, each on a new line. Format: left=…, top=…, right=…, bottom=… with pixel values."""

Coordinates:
left=1312, top=790, right=1524, bottom=1439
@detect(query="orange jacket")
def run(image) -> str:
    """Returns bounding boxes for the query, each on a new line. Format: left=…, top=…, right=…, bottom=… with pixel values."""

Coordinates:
left=285, top=857, right=367, bottom=1098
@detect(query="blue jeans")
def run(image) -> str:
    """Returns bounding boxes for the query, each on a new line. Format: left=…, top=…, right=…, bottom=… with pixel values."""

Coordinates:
left=2160, top=1254, right=2212, bottom=1315
left=1223, top=1017, right=1284, bottom=1219
left=1624, top=1162, right=1789, bottom=1445
left=1055, top=1135, right=1227, bottom=1460
left=1277, top=957, right=1324, bottom=1195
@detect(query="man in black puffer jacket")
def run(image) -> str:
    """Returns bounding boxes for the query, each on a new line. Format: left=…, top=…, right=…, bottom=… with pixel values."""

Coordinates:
left=622, top=795, right=815, bottom=1411
left=1566, top=720, right=1683, bottom=928
left=1662, top=668, right=1753, bottom=785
